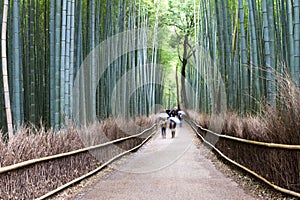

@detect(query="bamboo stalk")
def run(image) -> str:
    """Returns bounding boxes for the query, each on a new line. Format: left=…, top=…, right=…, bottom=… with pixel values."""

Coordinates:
left=12, top=0, right=23, bottom=128
left=1, top=0, right=13, bottom=138
left=0, top=124, right=156, bottom=174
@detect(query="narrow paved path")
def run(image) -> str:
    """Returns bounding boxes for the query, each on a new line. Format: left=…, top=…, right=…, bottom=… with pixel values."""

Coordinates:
left=76, top=124, right=254, bottom=200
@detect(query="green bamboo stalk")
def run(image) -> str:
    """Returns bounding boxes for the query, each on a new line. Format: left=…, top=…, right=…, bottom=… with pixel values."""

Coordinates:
left=238, top=0, right=249, bottom=113
left=12, top=0, right=23, bottom=128
left=54, top=0, right=62, bottom=130
left=116, top=0, right=123, bottom=116
left=60, top=0, right=67, bottom=127
left=294, top=0, right=300, bottom=90
left=122, top=0, right=128, bottom=118
left=69, top=0, right=75, bottom=119
left=49, top=0, right=55, bottom=127
left=29, top=0, right=36, bottom=124
left=263, top=0, right=276, bottom=106
left=268, top=0, right=276, bottom=101
left=253, top=0, right=266, bottom=98
left=37, top=0, right=46, bottom=123
left=249, top=0, right=260, bottom=110
left=287, top=0, right=295, bottom=77
left=130, top=1, right=137, bottom=116
left=0, top=0, right=3, bottom=130
left=221, top=1, right=233, bottom=111
left=22, top=0, right=30, bottom=123
left=64, top=0, right=71, bottom=122
left=42, top=0, right=50, bottom=126
left=74, top=0, right=82, bottom=123
left=104, top=0, right=112, bottom=117
left=89, top=0, right=96, bottom=121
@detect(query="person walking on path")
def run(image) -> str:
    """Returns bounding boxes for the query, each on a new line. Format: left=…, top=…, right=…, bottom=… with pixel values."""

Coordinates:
left=159, top=118, right=167, bottom=139
left=178, top=113, right=183, bottom=127
left=169, top=119, right=176, bottom=138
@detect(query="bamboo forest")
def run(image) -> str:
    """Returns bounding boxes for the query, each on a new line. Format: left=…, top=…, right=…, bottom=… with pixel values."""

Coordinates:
left=1, top=0, right=300, bottom=199
left=0, top=0, right=297, bottom=135
left=0, top=0, right=299, bottom=135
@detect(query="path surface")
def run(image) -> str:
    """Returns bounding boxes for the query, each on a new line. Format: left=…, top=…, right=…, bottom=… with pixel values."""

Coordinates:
left=75, top=124, right=254, bottom=200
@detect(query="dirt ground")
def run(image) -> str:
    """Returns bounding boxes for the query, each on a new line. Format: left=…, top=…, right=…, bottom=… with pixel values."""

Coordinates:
left=71, top=124, right=255, bottom=200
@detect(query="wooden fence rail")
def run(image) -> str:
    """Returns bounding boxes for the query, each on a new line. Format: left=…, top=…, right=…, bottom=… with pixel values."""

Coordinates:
left=0, top=124, right=157, bottom=174
left=186, top=119, right=300, bottom=198
left=36, top=124, right=158, bottom=200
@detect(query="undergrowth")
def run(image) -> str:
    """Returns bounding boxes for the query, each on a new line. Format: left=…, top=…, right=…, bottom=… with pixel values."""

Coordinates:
left=0, top=116, right=155, bottom=199
left=188, top=72, right=300, bottom=194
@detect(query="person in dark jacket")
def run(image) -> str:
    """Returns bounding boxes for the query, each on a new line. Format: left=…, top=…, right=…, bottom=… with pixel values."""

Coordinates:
left=169, top=119, right=176, bottom=138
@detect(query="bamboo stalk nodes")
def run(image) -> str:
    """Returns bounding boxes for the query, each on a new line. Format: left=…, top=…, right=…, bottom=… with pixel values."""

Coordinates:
left=1, top=0, right=13, bottom=138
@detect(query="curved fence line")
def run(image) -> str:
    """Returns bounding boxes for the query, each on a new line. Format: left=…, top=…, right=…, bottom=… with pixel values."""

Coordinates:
left=187, top=120, right=300, bottom=198
left=192, top=122, right=300, bottom=149
left=0, top=124, right=157, bottom=174
left=36, top=126, right=157, bottom=200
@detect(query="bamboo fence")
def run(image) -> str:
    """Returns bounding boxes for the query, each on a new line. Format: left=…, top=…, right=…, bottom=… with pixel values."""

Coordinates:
left=0, top=124, right=157, bottom=175
left=187, top=119, right=300, bottom=198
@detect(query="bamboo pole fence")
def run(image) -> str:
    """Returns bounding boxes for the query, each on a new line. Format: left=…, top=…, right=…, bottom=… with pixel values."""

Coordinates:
left=36, top=124, right=157, bottom=200
left=187, top=119, right=300, bottom=198
left=0, top=124, right=157, bottom=174
left=192, top=122, right=300, bottom=150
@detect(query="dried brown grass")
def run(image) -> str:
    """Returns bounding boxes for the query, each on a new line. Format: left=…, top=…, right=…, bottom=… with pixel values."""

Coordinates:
left=187, top=72, right=300, bottom=194
left=0, top=116, right=154, bottom=199
left=261, top=72, right=300, bottom=145
left=190, top=72, right=300, bottom=145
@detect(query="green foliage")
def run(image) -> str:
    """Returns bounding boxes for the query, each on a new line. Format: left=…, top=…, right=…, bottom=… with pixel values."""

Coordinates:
left=1, top=0, right=300, bottom=131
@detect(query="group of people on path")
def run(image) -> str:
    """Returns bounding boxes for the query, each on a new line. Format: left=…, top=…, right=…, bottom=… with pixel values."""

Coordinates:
left=159, top=108, right=184, bottom=139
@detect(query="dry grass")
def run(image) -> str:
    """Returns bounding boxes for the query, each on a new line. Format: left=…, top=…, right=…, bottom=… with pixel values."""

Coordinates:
left=187, top=72, right=300, bottom=194
left=0, top=116, right=154, bottom=199
left=190, top=72, right=300, bottom=145
left=262, top=73, right=300, bottom=145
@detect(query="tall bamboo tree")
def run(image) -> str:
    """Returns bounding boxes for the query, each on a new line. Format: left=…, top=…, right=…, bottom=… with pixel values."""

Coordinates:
left=238, top=0, right=249, bottom=113
left=294, top=0, right=300, bottom=90
left=12, top=0, right=23, bottom=128
left=249, top=0, right=260, bottom=110
left=1, top=0, right=13, bottom=137
left=262, top=0, right=276, bottom=106
left=54, top=0, right=62, bottom=130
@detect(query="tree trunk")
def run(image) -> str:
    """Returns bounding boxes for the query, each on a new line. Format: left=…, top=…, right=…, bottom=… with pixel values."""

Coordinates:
left=176, top=65, right=180, bottom=110
left=181, top=33, right=189, bottom=109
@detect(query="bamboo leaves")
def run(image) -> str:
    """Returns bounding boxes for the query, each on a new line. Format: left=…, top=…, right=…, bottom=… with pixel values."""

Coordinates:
left=1, top=0, right=299, bottom=133
left=184, top=0, right=300, bottom=114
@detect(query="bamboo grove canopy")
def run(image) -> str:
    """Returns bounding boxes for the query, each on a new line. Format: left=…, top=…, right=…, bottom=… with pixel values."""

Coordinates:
left=0, top=0, right=299, bottom=135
